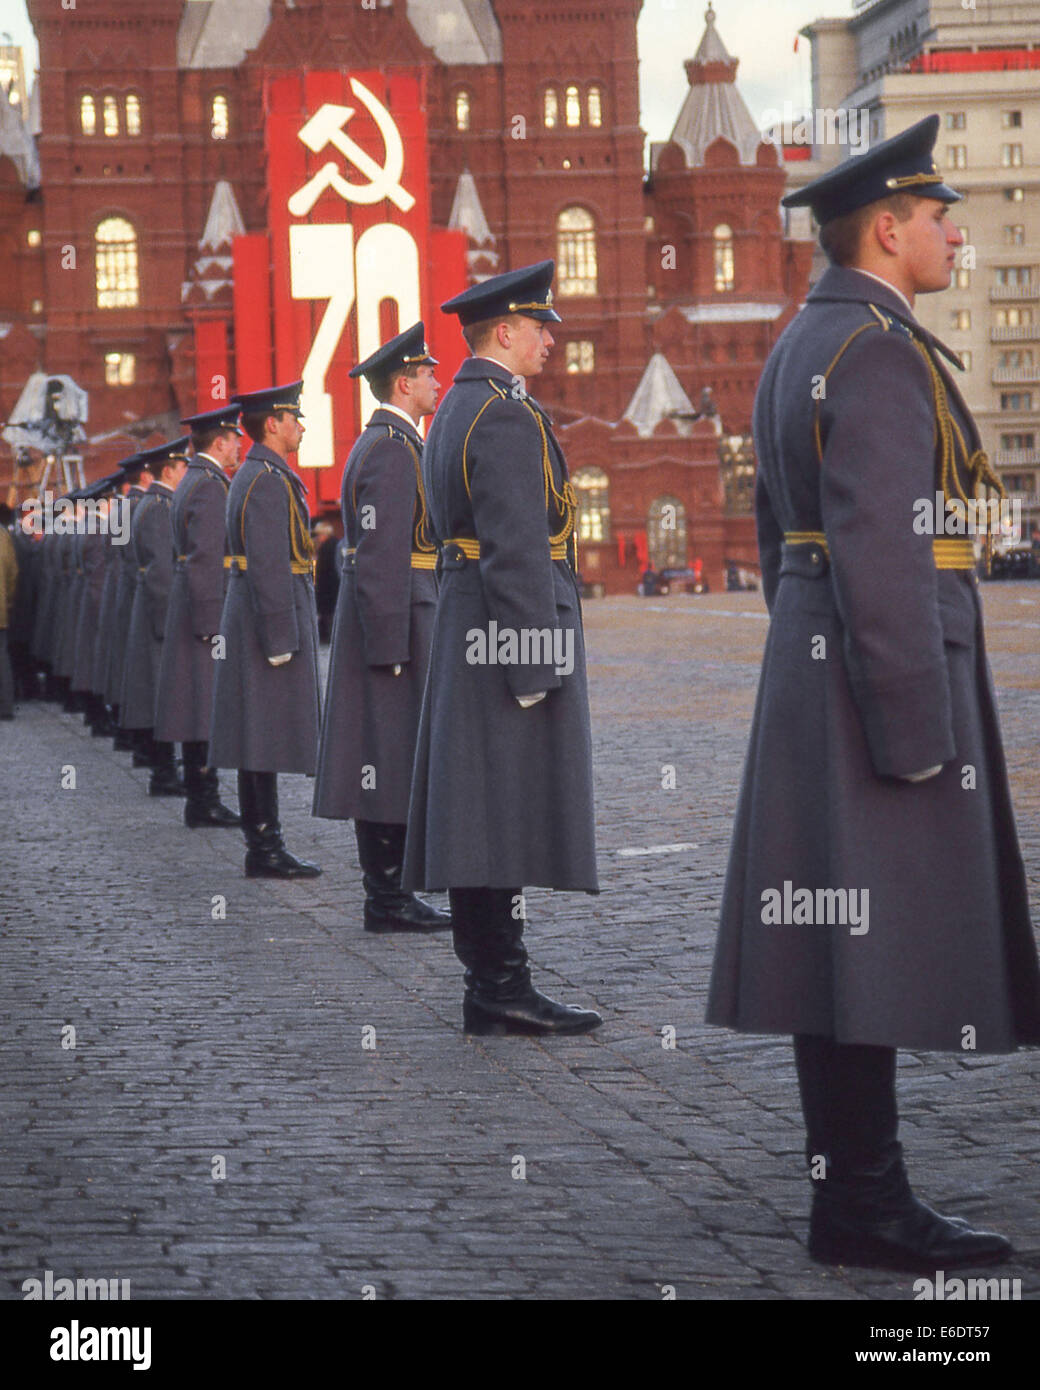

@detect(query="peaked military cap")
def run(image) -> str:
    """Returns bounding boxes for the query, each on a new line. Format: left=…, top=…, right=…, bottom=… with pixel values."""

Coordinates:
left=135, top=436, right=192, bottom=469
left=232, top=380, right=304, bottom=418
left=441, top=259, right=562, bottom=326
left=82, top=471, right=123, bottom=499
left=180, top=404, right=243, bottom=436
left=349, top=321, right=438, bottom=380
left=115, top=450, right=145, bottom=478
left=782, top=115, right=963, bottom=226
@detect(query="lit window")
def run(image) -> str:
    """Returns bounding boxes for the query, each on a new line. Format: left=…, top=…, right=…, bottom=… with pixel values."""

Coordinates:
left=211, top=94, right=229, bottom=141
left=565, top=85, right=581, bottom=128
left=125, top=94, right=141, bottom=137
left=944, top=112, right=965, bottom=130
left=996, top=307, right=1033, bottom=328
left=543, top=88, right=558, bottom=129
left=556, top=207, right=597, bottom=296
left=713, top=224, right=735, bottom=292
left=648, top=496, right=687, bottom=571
left=1002, top=144, right=1023, bottom=168
left=1004, top=187, right=1025, bottom=202
left=954, top=269, right=971, bottom=289
left=951, top=310, right=971, bottom=331
left=1002, top=111, right=1022, bottom=129
left=27, top=228, right=41, bottom=247
left=31, top=298, right=42, bottom=314
left=587, top=86, right=602, bottom=128
left=104, top=351, right=136, bottom=385
left=80, top=94, right=96, bottom=136
left=455, top=90, right=470, bottom=132
left=996, top=266, right=1033, bottom=287
left=573, top=468, right=610, bottom=542
left=1002, top=225, right=1025, bottom=246
left=103, top=94, right=119, bottom=137
left=998, top=349, right=1034, bottom=368
left=959, top=350, right=972, bottom=372
left=946, top=145, right=967, bottom=169
left=95, top=217, right=139, bottom=308
left=565, top=341, right=595, bottom=375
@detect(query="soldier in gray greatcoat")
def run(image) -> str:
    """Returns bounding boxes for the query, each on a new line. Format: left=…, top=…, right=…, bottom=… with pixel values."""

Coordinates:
left=313, top=322, right=450, bottom=933
left=402, top=262, right=601, bottom=1036
left=70, top=472, right=120, bottom=735
left=706, top=117, right=1040, bottom=1272
left=154, top=405, right=242, bottom=829
left=119, top=438, right=188, bottom=795
left=209, top=380, right=321, bottom=879
left=105, top=453, right=154, bottom=752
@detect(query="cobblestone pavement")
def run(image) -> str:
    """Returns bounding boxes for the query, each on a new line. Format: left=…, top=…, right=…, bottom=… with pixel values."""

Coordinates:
left=2, top=584, right=1038, bottom=1302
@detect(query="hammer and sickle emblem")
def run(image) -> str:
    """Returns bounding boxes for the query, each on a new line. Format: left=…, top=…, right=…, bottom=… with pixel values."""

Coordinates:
left=287, top=78, right=416, bottom=218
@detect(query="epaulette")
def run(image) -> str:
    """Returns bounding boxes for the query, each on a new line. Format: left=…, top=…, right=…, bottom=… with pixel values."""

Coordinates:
left=866, top=303, right=914, bottom=339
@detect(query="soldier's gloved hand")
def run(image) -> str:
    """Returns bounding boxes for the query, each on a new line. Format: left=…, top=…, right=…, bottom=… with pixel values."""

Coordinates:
left=268, top=653, right=292, bottom=667
left=899, top=765, right=942, bottom=783
left=516, top=692, right=547, bottom=708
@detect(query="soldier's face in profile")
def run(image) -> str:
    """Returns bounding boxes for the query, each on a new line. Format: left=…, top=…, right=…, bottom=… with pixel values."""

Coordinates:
left=509, top=316, right=554, bottom=377
left=273, top=410, right=305, bottom=453
left=900, top=199, right=962, bottom=295
left=411, top=365, right=440, bottom=418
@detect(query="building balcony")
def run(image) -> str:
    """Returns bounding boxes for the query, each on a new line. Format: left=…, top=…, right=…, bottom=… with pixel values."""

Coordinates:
left=992, top=366, right=1040, bottom=383
left=989, top=284, right=1039, bottom=301
left=995, top=449, right=1040, bottom=466
left=990, top=325, right=1040, bottom=342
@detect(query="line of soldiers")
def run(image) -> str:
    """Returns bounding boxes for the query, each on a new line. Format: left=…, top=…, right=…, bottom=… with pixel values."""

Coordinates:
left=8, top=260, right=603, bottom=1042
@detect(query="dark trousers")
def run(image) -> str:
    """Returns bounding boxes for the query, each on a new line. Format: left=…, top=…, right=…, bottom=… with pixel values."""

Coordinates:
left=0, top=630, right=13, bottom=716
left=794, top=1034, right=899, bottom=1177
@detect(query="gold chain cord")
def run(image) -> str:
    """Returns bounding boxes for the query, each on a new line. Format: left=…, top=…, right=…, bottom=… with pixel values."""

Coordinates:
left=911, top=338, right=1005, bottom=514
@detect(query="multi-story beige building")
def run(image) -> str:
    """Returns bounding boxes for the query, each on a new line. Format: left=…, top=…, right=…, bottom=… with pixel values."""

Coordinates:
left=785, top=0, right=1040, bottom=544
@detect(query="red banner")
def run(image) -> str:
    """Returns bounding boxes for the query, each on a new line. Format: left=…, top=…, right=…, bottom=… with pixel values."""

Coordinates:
left=239, top=68, right=468, bottom=513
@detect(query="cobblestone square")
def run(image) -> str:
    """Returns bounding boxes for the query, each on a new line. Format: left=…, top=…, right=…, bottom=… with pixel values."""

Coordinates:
left=2, top=585, right=1038, bottom=1302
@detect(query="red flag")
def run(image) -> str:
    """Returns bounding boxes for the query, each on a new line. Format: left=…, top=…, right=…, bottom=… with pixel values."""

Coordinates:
left=793, top=35, right=800, bottom=53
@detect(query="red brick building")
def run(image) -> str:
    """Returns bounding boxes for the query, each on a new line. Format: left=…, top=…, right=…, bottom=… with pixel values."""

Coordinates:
left=2, top=0, right=811, bottom=592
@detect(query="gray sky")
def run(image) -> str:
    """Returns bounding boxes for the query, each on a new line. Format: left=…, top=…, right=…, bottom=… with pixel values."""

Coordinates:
left=4, top=0, right=838, bottom=143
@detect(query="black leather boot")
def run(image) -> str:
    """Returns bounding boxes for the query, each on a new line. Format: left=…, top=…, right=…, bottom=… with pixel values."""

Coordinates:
left=183, top=742, right=240, bottom=827
left=148, top=739, right=186, bottom=796
left=354, top=821, right=451, bottom=932
left=450, top=887, right=602, bottom=1037
left=240, top=770, right=321, bottom=879
left=111, top=706, right=134, bottom=750
left=795, top=1035, right=1012, bottom=1271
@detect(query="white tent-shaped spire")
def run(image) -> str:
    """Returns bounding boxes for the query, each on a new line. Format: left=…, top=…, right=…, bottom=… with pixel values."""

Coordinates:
left=622, top=354, right=696, bottom=438
left=448, top=169, right=494, bottom=247
left=200, top=179, right=246, bottom=252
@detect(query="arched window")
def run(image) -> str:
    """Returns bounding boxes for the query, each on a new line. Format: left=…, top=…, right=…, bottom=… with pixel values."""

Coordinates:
left=556, top=206, right=598, bottom=297
left=455, top=89, right=471, bottom=131
left=565, top=340, right=595, bottom=375
left=587, top=85, right=603, bottom=128
left=102, top=94, right=119, bottom=137
left=125, top=93, right=141, bottom=136
left=95, top=217, right=139, bottom=308
left=211, top=93, right=229, bottom=141
left=565, top=84, right=581, bottom=128
left=648, top=497, right=687, bottom=571
left=713, top=223, right=735, bottom=292
left=80, top=94, right=96, bottom=136
left=543, top=88, right=558, bottom=129
left=573, top=468, right=610, bottom=543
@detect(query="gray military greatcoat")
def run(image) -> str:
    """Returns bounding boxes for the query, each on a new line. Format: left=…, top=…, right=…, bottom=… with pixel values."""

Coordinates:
left=105, top=486, right=146, bottom=707
left=208, top=442, right=320, bottom=775
left=70, top=527, right=107, bottom=693
left=52, top=532, right=77, bottom=679
left=91, top=530, right=120, bottom=697
left=154, top=454, right=230, bottom=744
left=402, top=357, right=598, bottom=893
left=119, top=482, right=175, bottom=730
left=706, top=267, right=1040, bottom=1054
left=313, top=408, right=437, bottom=824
